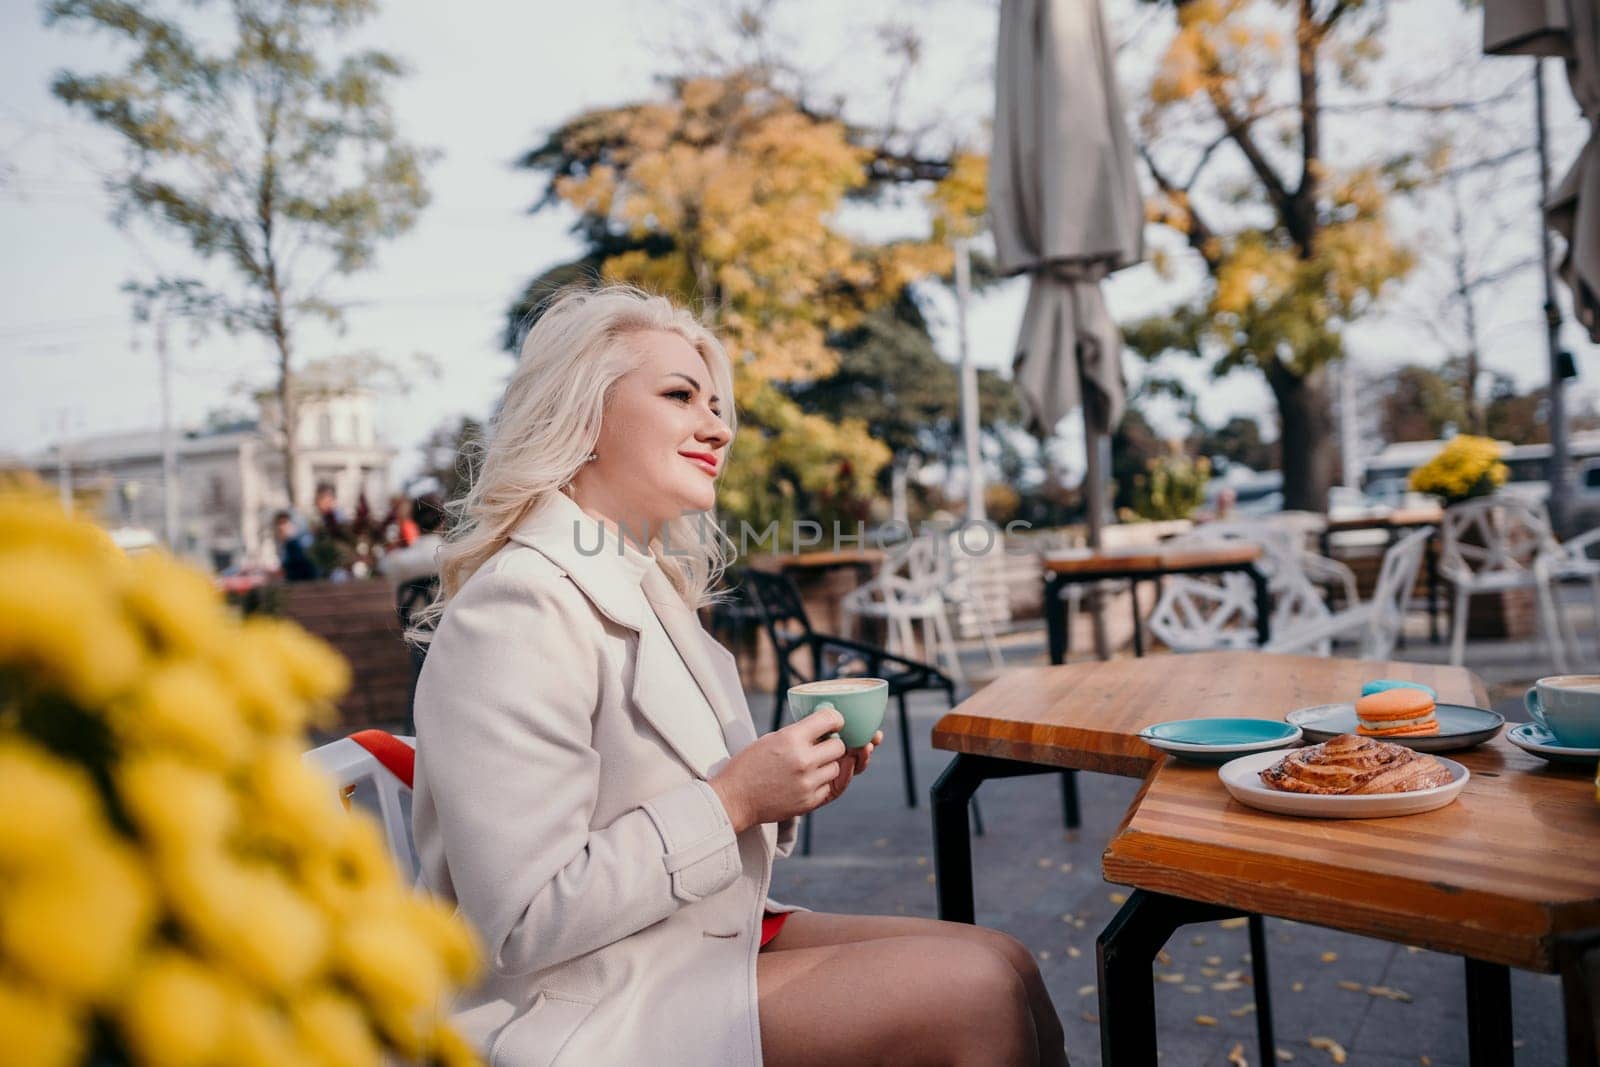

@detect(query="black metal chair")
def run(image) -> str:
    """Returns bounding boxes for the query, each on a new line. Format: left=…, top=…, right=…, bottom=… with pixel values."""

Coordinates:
left=396, top=575, right=440, bottom=733
left=744, top=569, right=979, bottom=854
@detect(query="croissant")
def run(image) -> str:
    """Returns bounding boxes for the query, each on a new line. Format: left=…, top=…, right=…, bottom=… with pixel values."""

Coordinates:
left=1259, top=734, right=1452, bottom=795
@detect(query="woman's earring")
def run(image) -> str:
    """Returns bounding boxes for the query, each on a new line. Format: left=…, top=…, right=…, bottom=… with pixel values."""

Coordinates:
left=586, top=452, right=599, bottom=463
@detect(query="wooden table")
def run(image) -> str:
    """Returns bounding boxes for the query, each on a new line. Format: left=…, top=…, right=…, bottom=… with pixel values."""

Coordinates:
left=929, top=651, right=1600, bottom=1066
left=736, top=549, right=886, bottom=689
left=1042, top=544, right=1269, bottom=663
left=1320, top=506, right=1446, bottom=642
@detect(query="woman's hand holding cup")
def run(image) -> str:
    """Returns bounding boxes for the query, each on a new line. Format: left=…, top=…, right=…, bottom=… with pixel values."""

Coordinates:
left=709, top=709, right=849, bottom=834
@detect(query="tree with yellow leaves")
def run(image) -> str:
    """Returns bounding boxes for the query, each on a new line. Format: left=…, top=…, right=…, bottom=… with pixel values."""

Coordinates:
left=1127, top=0, right=1439, bottom=512
left=506, top=71, right=984, bottom=538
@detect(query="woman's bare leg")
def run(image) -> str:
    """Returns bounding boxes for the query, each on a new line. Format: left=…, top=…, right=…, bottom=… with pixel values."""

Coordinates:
left=757, top=933, right=1035, bottom=1067
left=759, top=911, right=1068, bottom=1067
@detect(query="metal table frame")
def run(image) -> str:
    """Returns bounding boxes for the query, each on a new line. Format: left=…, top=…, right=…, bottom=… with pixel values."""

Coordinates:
left=932, top=760, right=1518, bottom=1067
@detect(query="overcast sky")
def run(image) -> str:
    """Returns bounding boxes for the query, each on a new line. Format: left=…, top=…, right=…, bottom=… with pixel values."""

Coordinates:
left=3, top=0, right=1596, bottom=487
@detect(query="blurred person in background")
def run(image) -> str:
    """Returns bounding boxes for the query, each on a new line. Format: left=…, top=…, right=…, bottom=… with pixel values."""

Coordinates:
left=380, top=493, right=447, bottom=585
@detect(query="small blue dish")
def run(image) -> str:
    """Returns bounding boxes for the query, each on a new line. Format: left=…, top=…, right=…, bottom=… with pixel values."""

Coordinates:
left=1361, top=679, right=1438, bottom=699
left=1138, top=718, right=1303, bottom=765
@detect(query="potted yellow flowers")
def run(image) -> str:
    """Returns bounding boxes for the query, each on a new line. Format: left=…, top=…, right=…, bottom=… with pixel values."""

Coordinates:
left=1407, top=435, right=1508, bottom=505
left=0, top=492, right=481, bottom=1066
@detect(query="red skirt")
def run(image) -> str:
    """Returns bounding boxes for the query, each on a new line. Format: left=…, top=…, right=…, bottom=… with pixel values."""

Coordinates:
left=759, top=911, right=790, bottom=948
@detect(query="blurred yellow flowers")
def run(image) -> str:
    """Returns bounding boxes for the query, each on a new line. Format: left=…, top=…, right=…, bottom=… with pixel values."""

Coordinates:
left=0, top=491, right=481, bottom=1065
left=1408, top=435, right=1508, bottom=504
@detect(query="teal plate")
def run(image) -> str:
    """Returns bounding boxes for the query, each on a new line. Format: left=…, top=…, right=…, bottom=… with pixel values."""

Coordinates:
left=1138, top=718, right=1304, bottom=765
left=1288, top=703, right=1504, bottom=753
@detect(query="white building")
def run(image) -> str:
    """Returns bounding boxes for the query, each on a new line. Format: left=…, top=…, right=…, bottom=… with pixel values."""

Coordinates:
left=31, top=392, right=395, bottom=570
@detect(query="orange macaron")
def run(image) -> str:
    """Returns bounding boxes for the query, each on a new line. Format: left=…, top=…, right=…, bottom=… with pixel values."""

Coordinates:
left=1354, top=687, right=1439, bottom=737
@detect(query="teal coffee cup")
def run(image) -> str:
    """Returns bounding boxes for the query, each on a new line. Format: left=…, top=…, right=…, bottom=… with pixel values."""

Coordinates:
left=1524, top=675, right=1600, bottom=749
left=787, top=677, right=888, bottom=750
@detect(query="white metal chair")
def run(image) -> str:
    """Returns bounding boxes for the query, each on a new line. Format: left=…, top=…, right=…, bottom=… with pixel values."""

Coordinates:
left=1265, top=526, right=1433, bottom=661
left=1145, top=521, right=1339, bottom=654
left=1439, top=496, right=1569, bottom=672
left=303, top=730, right=418, bottom=881
left=1543, top=525, right=1600, bottom=661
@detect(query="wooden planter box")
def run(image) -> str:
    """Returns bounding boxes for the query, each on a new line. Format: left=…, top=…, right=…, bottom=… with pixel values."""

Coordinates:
left=278, top=579, right=415, bottom=732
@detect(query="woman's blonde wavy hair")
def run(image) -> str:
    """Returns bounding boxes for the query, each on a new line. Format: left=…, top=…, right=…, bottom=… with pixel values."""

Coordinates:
left=409, top=285, right=737, bottom=642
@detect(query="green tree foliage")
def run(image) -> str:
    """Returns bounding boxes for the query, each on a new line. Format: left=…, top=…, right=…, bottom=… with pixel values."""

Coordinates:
left=1126, top=0, right=1432, bottom=512
left=506, top=71, right=983, bottom=535
left=1194, top=414, right=1277, bottom=472
left=46, top=0, right=434, bottom=510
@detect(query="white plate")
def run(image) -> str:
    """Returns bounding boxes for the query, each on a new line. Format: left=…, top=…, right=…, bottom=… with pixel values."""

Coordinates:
left=1505, top=722, right=1600, bottom=766
left=1218, top=749, right=1470, bottom=819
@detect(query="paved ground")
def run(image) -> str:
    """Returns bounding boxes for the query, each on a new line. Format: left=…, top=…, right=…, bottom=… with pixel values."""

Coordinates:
left=761, top=604, right=1593, bottom=1067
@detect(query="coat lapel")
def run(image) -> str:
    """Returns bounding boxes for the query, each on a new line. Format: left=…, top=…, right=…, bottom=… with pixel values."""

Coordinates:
left=509, top=494, right=741, bottom=780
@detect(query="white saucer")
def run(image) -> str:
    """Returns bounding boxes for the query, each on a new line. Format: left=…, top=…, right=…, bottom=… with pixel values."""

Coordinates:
left=1505, top=722, right=1600, bottom=766
left=1217, top=749, right=1470, bottom=819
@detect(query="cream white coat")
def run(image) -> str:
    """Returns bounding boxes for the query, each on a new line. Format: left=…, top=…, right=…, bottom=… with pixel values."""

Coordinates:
left=412, top=492, right=797, bottom=1066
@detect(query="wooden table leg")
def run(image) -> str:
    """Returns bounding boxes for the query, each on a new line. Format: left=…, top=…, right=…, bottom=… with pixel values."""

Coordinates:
left=1465, top=958, right=1514, bottom=1067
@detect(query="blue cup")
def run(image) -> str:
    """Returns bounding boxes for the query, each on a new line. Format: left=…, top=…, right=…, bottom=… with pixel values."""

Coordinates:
left=1524, top=675, right=1600, bottom=749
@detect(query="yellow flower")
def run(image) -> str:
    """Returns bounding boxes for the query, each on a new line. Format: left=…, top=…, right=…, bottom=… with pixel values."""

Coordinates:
left=162, top=850, right=329, bottom=994
left=118, top=753, right=237, bottom=855
left=424, top=1022, right=484, bottom=1067
left=334, top=910, right=448, bottom=1019
left=221, top=988, right=310, bottom=1067
left=290, top=988, right=384, bottom=1067
left=0, top=833, right=156, bottom=1004
left=250, top=617, right=352, bottom=705
left=116, top=950, right=230, bottom=1067
left=0, top=547, right=144, bottom=705
left=400, top=896, right=483, bottom=986
left=299, top=816, right=400, bottom=919
left=1410, top=435, right=1508, bottom=502
left=110, top=658, right=253, bottom=770
left=243, top=740, right=348, bottom=855
left=210, top=624, right=311, bottom=735
left=0, top=739, right=103, bottom=866
left=122, top=550, right=234, bottom=658
left=0, top=491, right=125, bottom=574
left=0, top=976, right=84, bottom=1067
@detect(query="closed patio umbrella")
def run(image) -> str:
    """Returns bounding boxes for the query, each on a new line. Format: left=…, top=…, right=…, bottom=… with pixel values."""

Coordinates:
left=990, top=0, right=1144, bottom=550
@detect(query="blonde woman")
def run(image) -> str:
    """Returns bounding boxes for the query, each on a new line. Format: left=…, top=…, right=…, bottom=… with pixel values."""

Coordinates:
left=411, top=286, right=1067, bottom=1067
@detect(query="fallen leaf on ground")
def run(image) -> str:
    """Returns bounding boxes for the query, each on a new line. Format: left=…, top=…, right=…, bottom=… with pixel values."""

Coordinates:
left=1155, top=973, right=1185, bottom=984
left=1336, top=980, right=1364, bottom=992
left=1195, top=1015, right=1218, bottom=1027
left=1081, top=1011, right=1098, bottom=1024
left=1212, top=981, right=1244, bottom=992
left=915, top=856, right=928, bottom=866
left=1037, top=950, right=1051, bottom=960
left=1109, top=892, right=1128, bottom=905
left=1206, top=955, right=1223, bottom=966
left=1230, top=1003, right=1257, bottom=1017
left=1406, top=945, right=1423, bottom=954
left=1309, top=1036, right=1348, bottom=1064
left=1226, top=969, right=1244, bottom=981
left=1227, top=1043, right=1248, bottom=1067
left=1367, top=985, right=1413, bottom=1002
left=1201, top=967, right=1220, bottom=978
left=1074, top=919, right=1087, bottom=929
left=1276, top=1050, right=1295, bottom=1062
left=1061, top=913, right=1075, bottom=923
left=1220, top=917, right=1249, bottom=930
left=1068, top=946, right=1082, bottom=958
left=1192, top=935, right=1207, bottom=946
left=925, top=873, right=936, bottom=884
left=1059, top=862, right=1073, bottom=872
left=1181, top=984, right=1204, bottom=994
left=1291, top=981, right=1305, bottom=993
left=1157, top=950, right=1173, bottom=966
left=1077, top=984, right=1096, bottom=997
left=1319, top=951, right=1338, bottom=964
left=1419, top=1057, right=1431, bottom=1066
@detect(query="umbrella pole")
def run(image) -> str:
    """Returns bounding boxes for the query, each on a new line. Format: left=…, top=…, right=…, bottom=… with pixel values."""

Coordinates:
left=1084, top=412, right=1112, bottom=660
left=1534, top=58, right=1572, bottom=535
left=955, top=240, right=986, bottom=523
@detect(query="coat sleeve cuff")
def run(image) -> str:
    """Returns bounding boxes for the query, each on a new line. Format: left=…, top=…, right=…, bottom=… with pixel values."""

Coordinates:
left=641, top=780, right=741, bottom=903
left=774, top=816, right=799, bottom=858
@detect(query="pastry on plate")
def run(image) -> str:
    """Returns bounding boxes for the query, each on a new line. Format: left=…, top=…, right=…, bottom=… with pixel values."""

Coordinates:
left=1354, top=687, right=1439, bottom=737
left=1258, top=734, right=1453, bottom=795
